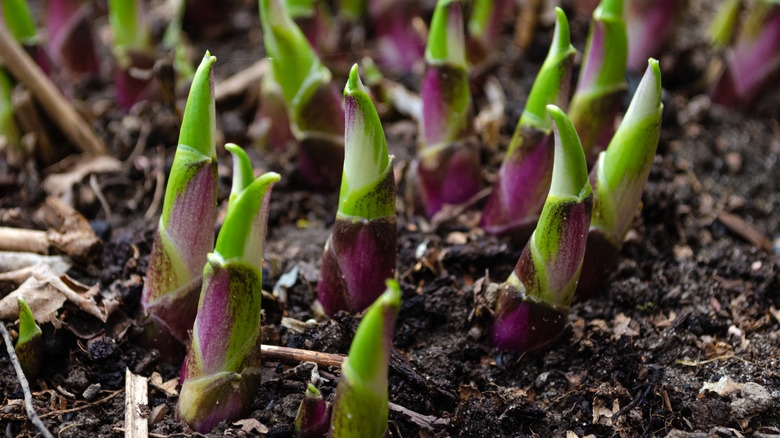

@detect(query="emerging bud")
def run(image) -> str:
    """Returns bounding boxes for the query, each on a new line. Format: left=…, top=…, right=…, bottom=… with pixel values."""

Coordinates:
left=467, top=0, right=516, bottom=65
left=107, top=0, right=156, bottom=110
left=142, top=53, right=218, bottom=346
left=295, top=383, right=331, bottom=438
left=625, top=0, right=680, bottom=71
left=318, top=65, right=397, bottom=316
left=708, top=0, right=741, bottom=48
left=15, top=297, right=42, bottom=380
left=491, top=106, right=593, bottom=352
left=0, top=68, right=21, bottom=152
left=368, top=0, right=425, bottom=72
left=411, top=0, right=481, bottom=217
left=710, top=1, right=780, bottom=107
left=481, top=8, right=576, bottom=241
left=178, top=145, right=280, bottom=433
left=577, top=59, right=662, bottom=298
left=567, top=0, right=628, bottom=165
left=259, top=0, right=345, bottom=191
left=47, top=0, right=100, bottom=79
left=330, top=280, right=402, bottom=438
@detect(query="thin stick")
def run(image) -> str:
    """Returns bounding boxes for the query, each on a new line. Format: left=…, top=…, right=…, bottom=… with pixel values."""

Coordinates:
left=0, top=323, right=55, bottom=438
left=0, top=21, right=106, bottom=155
left=260, top=345, right=345, bottom=368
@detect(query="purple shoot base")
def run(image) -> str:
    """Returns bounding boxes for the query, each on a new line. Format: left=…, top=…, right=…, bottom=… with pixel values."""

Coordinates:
left=114, top=51, right=157, bottom=111
left=413, top=137, right=481, bottom=218
left=481, top=131, right=552, bottom=242
left=318, top=215, right=396, bottom=316
left=491, top=282, right=567, bottom=352
left=575, top=229, right=621, bottom=299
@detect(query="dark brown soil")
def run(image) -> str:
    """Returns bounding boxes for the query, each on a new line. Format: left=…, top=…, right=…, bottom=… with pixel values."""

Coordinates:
left=1, top=1, right=779, bottom=437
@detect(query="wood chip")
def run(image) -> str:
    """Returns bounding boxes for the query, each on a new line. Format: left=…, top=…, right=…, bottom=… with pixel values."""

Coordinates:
left=233, top=418, right=269, bottom=434
left=124, top=369, right=148, bottom=438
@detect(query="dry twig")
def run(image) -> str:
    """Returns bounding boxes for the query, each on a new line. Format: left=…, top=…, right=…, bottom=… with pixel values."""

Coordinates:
left=260, top=345, right=345, bottom=368
left=0, top=323, right=55, bottom=438
left=0, top=21, right=106, bottom=155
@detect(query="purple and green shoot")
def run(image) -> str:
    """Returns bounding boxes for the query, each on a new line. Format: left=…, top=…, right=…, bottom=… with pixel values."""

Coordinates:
left=339, top=0, right=366, bottom=22
left=46, top=0, right=100, bottom=79
left=577, top=59, right=662, bottom=298
left=709, top=0, right=741, bottom=48
left=625, top=0, right=679, bottom=72
left=491, top=105, right=593, bottom=352
left=368, top=0, right=425, bottom=72
left=467, top=0, right=515, bottom=65
left=259, top=0, right=345, bottom=191
left=0, top=68, right=21, bottom=152
left=481, top=8, right=576, bottom=242
left=141, top=53, right=218, bottom=346
left=107, top=0, right=156, bottom=110
left=295, top=383, right=331, bottom=438
left=568, top=0, right=628, bottom=166
left=710, top=1, right=780, bottom=107
left=412, top=0, right=481, bottom=218
left=318, top=64, right=396, bottom=316
left=252, top=68, right=295, bottom=151
left=15, top=297, right=42, bottom=380
left=330, top=280, right=401, bottom=438
left=178, top=145, right=280, bottom=433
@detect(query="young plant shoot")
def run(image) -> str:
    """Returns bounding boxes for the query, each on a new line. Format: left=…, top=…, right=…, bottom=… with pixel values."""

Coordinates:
left=295, top=383, right=330, bottom=438
left=481, top=8, right=576, bottom=242
left=259, top=0, right=345, bottom=191
left=577, top=59, right=663, bottom=298
left=141, top=53, right=218, bottom=346
left=46, top=0, right=100, bottom=79
left=467, top=0, right=515, bottom=65
left=625, top=0, right=679, bottom=71
left=710, top=1, right=780, bottom=107
left=107, top=0, right=156, bottom=110
left=318, top=64, right=396, bottom=316
left=412, top=0, right=481, bottom=218
left=368, top=0, right=425, bottom=72
left=0, top=68, right=21, bottom=152
left=567, top=0, right=628, bottom=165
left=15, top=297, right=42, bottom=380
left=330, top=280, right=401, bottom=438
left=178, top=145, right=280, bottom=433
left=491, top=106, right=593, bottom=352
left=1, top=0, right=36, bottom=46
left=709, top=0, right=741, bottom=48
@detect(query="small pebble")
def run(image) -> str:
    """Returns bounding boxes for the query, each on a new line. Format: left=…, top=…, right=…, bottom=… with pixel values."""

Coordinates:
left=82, top=383, right=101, bottom=401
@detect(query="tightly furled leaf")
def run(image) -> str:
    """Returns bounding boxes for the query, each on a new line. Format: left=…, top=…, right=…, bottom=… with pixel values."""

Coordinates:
left=710, top=1, right=780, bottom=107
left=577, top=59, right=663, bottom=298
left=318, top=64, right=396, bottom=316
left=142, top=53, right=218, bottom=346
left=295, top=383, right=330, bottom=438
left=368, top=0, right=425, bottom=72
left=567, top=0, right=628, bottom=165
left=467, top=0, right=515, bottom=65
left=178, top=144, right=280, bottom=433
left=412, top=0, right=481, bottom=218
left=625, top=0, right=679, bottom=71
left=47, top=0, right=100, bottom=78
left=481, top=8, right=576, bottom=241
left=107, top=0, right=156, bottom=110
left=491, top=106, right=593, bottom=352
left=15, top=297, right=42, bottom=379
left=330, top=280, right=401, bottom=438
left=259, top=0, right=345, bottom=190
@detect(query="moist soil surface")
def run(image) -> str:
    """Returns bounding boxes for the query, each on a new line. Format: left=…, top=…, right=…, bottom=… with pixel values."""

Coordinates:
left=1, top=1, right=780, bottom=437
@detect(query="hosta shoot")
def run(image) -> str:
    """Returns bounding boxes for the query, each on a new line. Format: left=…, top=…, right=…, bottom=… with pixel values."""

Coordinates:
left=567, top=0, right=628, bottom=165
left=15, top=297, right=42, bottom=379
left=491, top=106, right=593, bottom=352
left=330, top=280, right=401, bottom=438
left=141, top=53, right=218, bottom=346
left=107, top=0, right=156, bottom=110
left=318, top=64, right=396, bottom=316
left=577, top=59, right=662, bottom=298
left=178, top=145, right=280, bottom=432
left=295, top=383, right=330, bottom=438
left=259, top=0, right=345, bottom=190
left=412, top=0, right=481, bottom=218
left=47, top=0, right=100, bottom=79
left=481, top=8, right=576, bottom=241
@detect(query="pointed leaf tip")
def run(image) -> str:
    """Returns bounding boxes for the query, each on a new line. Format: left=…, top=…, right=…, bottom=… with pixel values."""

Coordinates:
left=345, top=63, right=365, bottom=95
left=547, top=105, right=589, bottom=198
left=382, top=279, right=402, bottom=308
left=17, top=297, right=41, bottom=345
left=305, top=383, right=321, bottom=397
left=226, top=143, right=255, bottom=196
left=622, top=58, right=662, bottom=124
left=552, top=7, right=572, bottom=52
left=426, top=0, right=467, bottom=67
left=596, top=0, right=624, bottom=18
